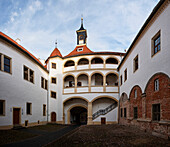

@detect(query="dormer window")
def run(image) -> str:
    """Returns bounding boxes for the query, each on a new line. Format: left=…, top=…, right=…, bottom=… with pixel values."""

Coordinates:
left=77, top=47, right=83, bottom=52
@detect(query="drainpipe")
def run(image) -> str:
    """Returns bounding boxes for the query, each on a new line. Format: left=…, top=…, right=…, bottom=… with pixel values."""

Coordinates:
left=47, top=65, right=50, bottom=123
left=118, top=68, right=120, bottom=124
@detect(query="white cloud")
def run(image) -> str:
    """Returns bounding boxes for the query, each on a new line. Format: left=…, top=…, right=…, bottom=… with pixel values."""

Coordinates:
left=1, top=0, right=159, bottom=59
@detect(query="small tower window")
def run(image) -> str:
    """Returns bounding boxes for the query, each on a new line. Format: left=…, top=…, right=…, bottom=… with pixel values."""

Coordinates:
left=77, top=47, right=83, bottom=52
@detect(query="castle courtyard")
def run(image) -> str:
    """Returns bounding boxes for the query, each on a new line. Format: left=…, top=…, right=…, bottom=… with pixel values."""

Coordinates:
left=1, top=124, right=169, bottom=147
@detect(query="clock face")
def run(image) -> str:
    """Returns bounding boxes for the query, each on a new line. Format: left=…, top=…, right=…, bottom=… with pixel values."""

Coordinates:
left=79, top=35, right=84, bottom=40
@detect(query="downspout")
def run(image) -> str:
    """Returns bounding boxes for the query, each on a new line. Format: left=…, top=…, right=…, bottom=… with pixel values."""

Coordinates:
left=47, top=64, right=50, bottom=123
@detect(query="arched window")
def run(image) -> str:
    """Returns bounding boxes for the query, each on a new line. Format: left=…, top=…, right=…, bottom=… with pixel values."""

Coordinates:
left=64, top=75, right=75, bottom=88
left=106, top=58, right=118, bottom=64
left=91, top=57, right=103, bottom=64
left=106, top=73, right=118, bottom=86
left=78, top=58, right=89, bottom=65
left=77, top=74, right=88, bottom=87
left=91, top=73, right=103, bottom=86
left=64, top=60, right=75, bottom=67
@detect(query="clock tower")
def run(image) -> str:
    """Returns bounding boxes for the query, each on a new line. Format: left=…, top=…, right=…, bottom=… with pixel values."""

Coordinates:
left=76, top=17, right=87, bottom=45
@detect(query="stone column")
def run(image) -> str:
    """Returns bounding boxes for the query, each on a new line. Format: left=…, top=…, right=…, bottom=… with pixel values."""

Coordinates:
left=87, top=102, right=93, bottom=125
left=88, top=76, right=91, bottom=92
left=142, top=93, right=146, bottom=118
left=75, top=77, right=77, bottom=93
left=103, top=75, right=106, bottom=92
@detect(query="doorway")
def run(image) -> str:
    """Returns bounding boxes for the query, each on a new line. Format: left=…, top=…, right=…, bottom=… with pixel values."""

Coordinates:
left=101, top=117, right=106, bottom=124
left=70, top=106, right=87, bottom=125
left=13, top=108, right=21, bottom=125
left=51, top=112, right=56, bottom=122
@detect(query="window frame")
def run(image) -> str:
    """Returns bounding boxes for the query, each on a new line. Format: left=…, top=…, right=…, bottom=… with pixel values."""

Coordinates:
left=51, top=63, right=56, bottom=69
left=134, top=89, right=137, bottom=98
left=151, top=30, right=161, bottom=57
left=133, top=55, right=138, bottom=72
left=154, top=78, right=159, bottom=91
left=23, top=65, right=34, bottom=84
left=120, top=75, right=123, bottom=86
left=133, top=107, right=138, bottom=119
left=124, top=108, right=126, bottom=118
left=43, top=104, right=46, bottom=116
left=0, top=100, right=5, bottom=116
left=51, top=77, right=57, bottom=84
left=124, top=69, right=127, bottom=82
left=0, top=54, right=12, bottom=74
left=120, top=108, right=123, bottom=117
left=51, top=91, right=56, bottom=99
left=152, top=104, right=160, bottom=121
left=26, top=102, right=32, bottom=115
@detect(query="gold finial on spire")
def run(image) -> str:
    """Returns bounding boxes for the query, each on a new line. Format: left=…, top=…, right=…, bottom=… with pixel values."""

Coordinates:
left=55, top=39, right=57, bottom=48
left=81, top=14, right=83, bottom=26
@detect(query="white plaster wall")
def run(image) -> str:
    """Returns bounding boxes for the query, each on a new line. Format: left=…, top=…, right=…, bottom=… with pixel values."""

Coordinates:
left=92, top=98, right=118, bottom=122
left=0, top=41, right=48, bottom=126
left=48, top=57, right=63, bottom=122
left=64, top=99, right=88, bottom=123
left=119, top=4, right=170, bottom=97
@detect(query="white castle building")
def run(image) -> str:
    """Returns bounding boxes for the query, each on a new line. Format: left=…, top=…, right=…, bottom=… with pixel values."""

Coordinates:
left=0, top=17, right=124, bottom=129
left=0, top=0, right=169, bottom=137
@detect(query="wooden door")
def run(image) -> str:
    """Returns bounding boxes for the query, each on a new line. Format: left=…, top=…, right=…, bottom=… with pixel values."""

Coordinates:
left=13, top=108, right=20, bottom=125
left=101, top=117, right=106, bottom=124
left=51, top=112, right=56, bottom=122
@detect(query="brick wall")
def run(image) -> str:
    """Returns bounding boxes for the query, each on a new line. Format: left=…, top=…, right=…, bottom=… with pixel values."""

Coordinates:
left=119, top=72, right=170, bottom=139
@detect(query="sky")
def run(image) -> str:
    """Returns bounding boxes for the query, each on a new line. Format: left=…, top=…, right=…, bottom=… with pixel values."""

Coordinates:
left=0, top=0, right=159, bottom=59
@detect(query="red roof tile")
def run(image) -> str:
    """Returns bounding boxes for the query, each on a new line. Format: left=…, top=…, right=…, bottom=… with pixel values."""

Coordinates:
left=50, top=48, right=62, bottom=57
left=0, top=32, right=46, bottom=70
left=64, top=45, right=93, bottom=57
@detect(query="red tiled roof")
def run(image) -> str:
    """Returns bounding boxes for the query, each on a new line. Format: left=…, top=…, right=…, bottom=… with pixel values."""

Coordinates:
left=50, top=48, right=62, bottom=57
left=0, top=32, right=47, bottom=71
left=64, top=45, right=93, bottom=57
left=44, top=64, right=47, bottom=69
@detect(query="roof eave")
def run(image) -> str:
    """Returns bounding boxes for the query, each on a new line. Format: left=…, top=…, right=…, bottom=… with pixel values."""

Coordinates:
left=117, top=0, right=165, bottom=71
left=0, top=35, right=49, bottom=73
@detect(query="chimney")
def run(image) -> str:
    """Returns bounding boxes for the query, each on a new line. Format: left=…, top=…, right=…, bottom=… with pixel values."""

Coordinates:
left=15, top=38, right=21, bottom=44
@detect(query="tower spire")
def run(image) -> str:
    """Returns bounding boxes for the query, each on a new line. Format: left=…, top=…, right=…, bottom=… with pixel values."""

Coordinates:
left=55, top=40, right=57, bottom=48
left=81, top=14, right=83, bottom=27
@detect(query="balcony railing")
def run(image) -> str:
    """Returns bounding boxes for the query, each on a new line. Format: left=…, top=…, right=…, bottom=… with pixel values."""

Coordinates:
left=92, top=103, right=118, bottom=120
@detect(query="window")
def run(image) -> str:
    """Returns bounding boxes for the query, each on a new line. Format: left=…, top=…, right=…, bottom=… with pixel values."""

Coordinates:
left=124, top=108, right=126, bottom=118
left=0, top=54, right=1, bottom=70
left=0, top=100, right=5, bottom=116
left=30, top=69, right=34, bottom=83
left=134, top=89, right=137, bottom=98
left=52, top=63, right=56, bottom=69
left=24, top=66, right=29, bottom=80
left=154, top=79, right=159, bottom=91
left=51, top=91, right=56, bottom=99
left=152, top=104, right=160, bottom=121
left=24, top=66, right=34, bottom=83
left=41, top=77, right=44, bottom=88
left=0, top=54, right=12, bottom=73
left=77, top=47, right=83, bottom=52
left=120, top=108, right=123, bottom=117
left=124, top=69, right=127, bottom=82
left=152, top=31, right=161, bottom=56
left=41, top=77, right=48, bottom=90
left=43, top=104, right=46, bottom=116
left=133, top=55, right=138, bottom=72
left=45, top=80, right=48, bottom=90
left=120, top=75, right=122, bottom=86
left=51, top=77, right=56, bottom=84
left=26, top=103, right=32, bottom=115
left=134, top=107, right=138, bottom=119
left=4, top=56, right=11, bottom=73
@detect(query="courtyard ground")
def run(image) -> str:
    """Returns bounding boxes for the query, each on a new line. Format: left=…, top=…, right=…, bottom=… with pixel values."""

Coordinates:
left=0, top=124, right=169, bottom=147
left=47, top=124, right=170, bottom=147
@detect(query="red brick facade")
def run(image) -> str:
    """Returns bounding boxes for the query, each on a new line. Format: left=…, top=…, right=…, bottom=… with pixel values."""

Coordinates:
left=119, top=72, right=170, bottom=139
